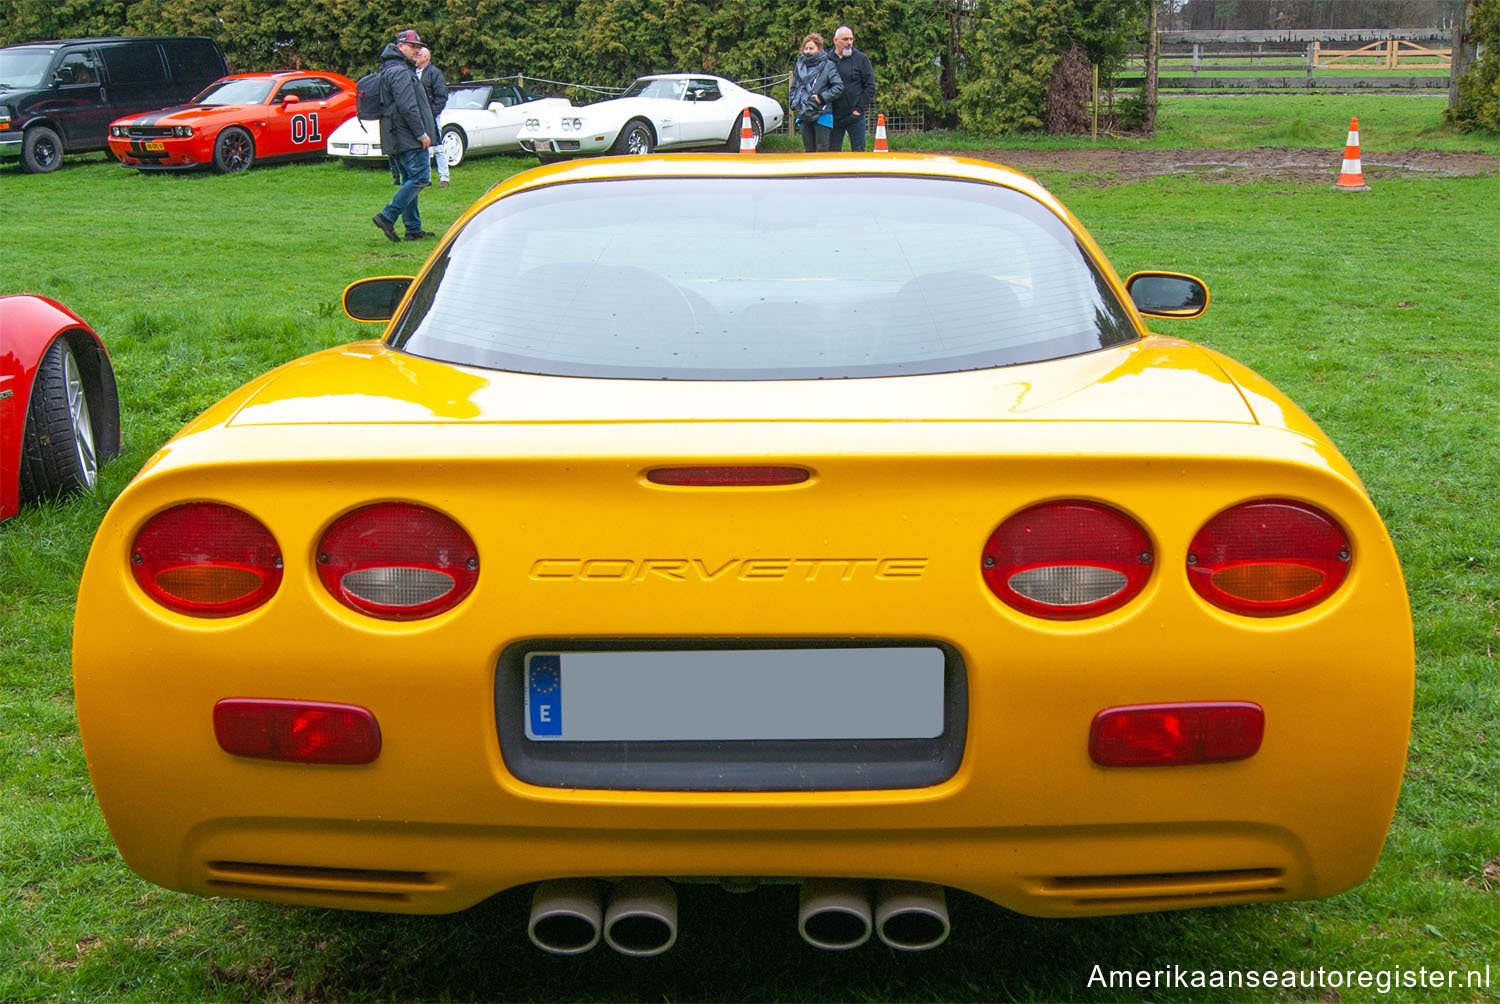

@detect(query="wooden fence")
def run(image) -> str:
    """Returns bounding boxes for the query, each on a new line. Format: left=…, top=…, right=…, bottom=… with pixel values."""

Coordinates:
left=1117, top=41, right=1450, bottom=90
left=1117, top=29, right=1453, bottom=91
left=1313, top=39, right=1451, bottom=68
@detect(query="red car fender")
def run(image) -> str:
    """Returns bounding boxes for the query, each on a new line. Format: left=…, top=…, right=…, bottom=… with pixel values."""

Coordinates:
left=0, top=295, right=120, bottom=520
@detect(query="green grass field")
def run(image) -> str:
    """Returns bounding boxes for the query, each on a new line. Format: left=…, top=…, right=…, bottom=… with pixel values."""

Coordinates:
left=2, top=96, right=1497, bottom=1001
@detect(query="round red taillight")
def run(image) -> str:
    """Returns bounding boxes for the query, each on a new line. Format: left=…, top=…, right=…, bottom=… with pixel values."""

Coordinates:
left=1187, top=499, right=1350, bottom=616
left=982, top=501, right=1153, bottom=619
left=317, top=502, right=478, bottom=620
left=131, top=503, right=282, bottom=617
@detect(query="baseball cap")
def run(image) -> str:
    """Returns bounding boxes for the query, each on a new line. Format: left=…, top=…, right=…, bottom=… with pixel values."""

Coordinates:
left=394, top=29, right=423, bottom=45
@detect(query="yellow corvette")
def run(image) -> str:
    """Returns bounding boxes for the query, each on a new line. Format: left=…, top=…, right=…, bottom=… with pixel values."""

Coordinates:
left=74, top=154, right=1413, bottom=956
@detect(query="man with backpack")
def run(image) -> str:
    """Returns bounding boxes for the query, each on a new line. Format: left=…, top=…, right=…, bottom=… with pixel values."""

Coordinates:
left=370, top=29, right=439, bottom=242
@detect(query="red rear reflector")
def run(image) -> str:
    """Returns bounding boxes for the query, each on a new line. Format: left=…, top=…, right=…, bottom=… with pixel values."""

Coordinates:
left=982, top=501, right=1152, bottom=619
left=1090, top=702, right=1264, bottom=767
left=317, top=503, right=478, bottom=620
left=647, top=465, right=811, bottom=487
left=131, top=503, right=282, bottom=617
left=1188, top=500, right=1350, bottom=616
left=213, top=699, right=381, bottom=764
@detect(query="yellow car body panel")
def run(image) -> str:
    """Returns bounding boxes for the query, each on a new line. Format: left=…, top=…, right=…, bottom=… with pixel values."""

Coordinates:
left=74, top=154, right=1412, bottom=922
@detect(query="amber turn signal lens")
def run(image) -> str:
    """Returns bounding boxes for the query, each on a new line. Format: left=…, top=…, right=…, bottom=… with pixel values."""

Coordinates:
left=131, top=503, right=283, bottom=617
left=1188, top=500, right=1350, bottom=616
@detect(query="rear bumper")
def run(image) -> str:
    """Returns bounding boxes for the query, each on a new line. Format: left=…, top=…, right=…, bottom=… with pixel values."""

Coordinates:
left=73, top=417, right=1414, bottom=919
left=187, top=817, right=1310, bottom=917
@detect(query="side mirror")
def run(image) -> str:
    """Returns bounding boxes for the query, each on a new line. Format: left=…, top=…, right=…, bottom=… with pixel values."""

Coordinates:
left=280, top=94, right=300, bottom=106
left=488, top=102, right=506, bottom=111
left=343, top=276, right=414, bottom=322
left=1125, top=271, right=1209, bottom=319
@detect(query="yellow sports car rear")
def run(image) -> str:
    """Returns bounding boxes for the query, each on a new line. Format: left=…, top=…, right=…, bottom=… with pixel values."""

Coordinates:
left=74, top=154, right=1412, bottom=955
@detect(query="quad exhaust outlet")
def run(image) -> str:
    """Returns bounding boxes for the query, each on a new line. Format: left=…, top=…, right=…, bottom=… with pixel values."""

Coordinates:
left=528, top=877, right=949, bottom=954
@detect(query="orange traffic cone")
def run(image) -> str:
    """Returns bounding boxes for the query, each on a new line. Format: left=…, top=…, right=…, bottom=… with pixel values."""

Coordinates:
left=873, top=113, right=889, bottom=152
left=1333, top=116, right=1370, bottom=191
left=738, top=108, right=757, bottom=154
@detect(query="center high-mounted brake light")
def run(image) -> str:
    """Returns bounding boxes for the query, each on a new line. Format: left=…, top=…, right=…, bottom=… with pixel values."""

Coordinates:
left=646, top=466, right=811, bottom=487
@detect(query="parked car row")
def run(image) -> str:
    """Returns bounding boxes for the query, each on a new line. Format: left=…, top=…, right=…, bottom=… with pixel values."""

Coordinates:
left=4, top=36, right=788, bottom=174
left=325, top=79, right=570, bottom=167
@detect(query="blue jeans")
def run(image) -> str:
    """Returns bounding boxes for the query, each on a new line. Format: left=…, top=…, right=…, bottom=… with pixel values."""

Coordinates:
left=830, top=112, right=867, bottom=152
left=379, top=146, right=431, bottom=234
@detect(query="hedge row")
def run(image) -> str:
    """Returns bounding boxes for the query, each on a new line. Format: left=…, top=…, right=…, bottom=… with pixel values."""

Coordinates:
left=1, top=0, right=1158, bottom=132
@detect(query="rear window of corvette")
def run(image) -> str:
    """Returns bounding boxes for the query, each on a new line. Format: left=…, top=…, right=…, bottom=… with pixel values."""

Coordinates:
left=388, top=175, right=1138, bottom=380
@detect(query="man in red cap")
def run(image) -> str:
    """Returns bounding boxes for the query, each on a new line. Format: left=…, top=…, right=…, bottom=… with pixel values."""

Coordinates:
left=371, top=29, right=439, bottom=241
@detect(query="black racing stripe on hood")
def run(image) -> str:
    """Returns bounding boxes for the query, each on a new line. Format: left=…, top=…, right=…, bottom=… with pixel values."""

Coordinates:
left=133, top=105, right=197, bottom=126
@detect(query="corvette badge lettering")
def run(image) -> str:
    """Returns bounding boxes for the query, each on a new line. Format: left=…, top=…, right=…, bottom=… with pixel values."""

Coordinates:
left=530, top=557, right=928, bottom=582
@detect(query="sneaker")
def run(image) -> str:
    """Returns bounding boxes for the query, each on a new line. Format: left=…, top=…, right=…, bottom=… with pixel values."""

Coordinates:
left=439, top=179, right=449, bottom=188
left=371, top=214, right=399, bottom=242
left=403, top=229, right=436, bottom=241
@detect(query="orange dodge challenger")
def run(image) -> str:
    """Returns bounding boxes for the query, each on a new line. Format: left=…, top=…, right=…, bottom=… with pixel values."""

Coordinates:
left=107, top=70, right=356, bottom=172
left=74, top=154, right=1414, bottom=956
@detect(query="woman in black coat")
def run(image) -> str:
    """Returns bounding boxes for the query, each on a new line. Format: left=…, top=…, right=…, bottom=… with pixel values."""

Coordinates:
left=789, top=33, right=844, bottom=152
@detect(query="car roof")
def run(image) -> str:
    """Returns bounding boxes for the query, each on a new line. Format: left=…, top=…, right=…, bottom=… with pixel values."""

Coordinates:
left=6, top=36, right=216, bottom=47
left=216, top=71, right=331, bottom=80
left=486, top=152, right=1056, bottom=212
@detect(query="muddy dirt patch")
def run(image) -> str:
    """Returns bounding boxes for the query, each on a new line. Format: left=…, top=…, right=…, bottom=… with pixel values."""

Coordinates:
left=950, top=146, right=1499, bottom=181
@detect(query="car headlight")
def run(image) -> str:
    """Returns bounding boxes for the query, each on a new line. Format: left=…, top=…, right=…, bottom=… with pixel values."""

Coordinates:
left=0, top=107, right=12, bottom=131
left=524, top=118, right=540, bottom=130
left=560, top=117, right=583, bottom=131
left=110, top=125, right=123, bottom=137
left=174, top=125, right=193, bottom=137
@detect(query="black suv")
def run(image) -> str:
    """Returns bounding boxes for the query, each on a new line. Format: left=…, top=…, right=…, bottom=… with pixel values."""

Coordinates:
left=0, top=36, right=229, bottom=173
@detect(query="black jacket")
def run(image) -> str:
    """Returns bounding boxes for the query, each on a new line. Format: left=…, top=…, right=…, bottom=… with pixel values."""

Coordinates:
left=419, top=62, right=448, bottom=117
left=829, top=47, right=876, bottom=117
left=377, top=42, right=437, bottom=155
left=789, top=50, right=844, bottom=118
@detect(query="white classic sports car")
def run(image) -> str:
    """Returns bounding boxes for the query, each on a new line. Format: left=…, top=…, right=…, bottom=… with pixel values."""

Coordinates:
left=517, top=73, right=784, bottom=160
left=326, top=79, right=569, bottom=166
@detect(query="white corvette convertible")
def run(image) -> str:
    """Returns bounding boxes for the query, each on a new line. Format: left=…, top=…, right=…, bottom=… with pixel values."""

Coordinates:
left=517, top=73, right=784, bottom=160
left=326, top=79, right=570, bottom=166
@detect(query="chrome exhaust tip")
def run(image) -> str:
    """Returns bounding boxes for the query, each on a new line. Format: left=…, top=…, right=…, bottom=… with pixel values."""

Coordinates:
left=528, top=878, right=603, bottom=955
left=874, top=881, right=950, bottom=951
left=603, top=877, right=678, bottom=956
left=798, top=878, right=873, bottom=950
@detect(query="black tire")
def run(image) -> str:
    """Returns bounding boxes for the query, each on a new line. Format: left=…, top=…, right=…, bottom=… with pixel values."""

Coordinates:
left=20, top=125, right=63, bottom=174
left=212, top=127, right=255, bottom=173
left=18, top=339, right=101, bottom=504
left=722, top=110, right=763, bottom=152
left=611, top=118, right=655, bottom=156
left=441, top=125, right=466, bottom=167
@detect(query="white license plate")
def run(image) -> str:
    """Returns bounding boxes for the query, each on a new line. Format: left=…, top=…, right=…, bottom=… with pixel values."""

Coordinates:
left=525, top=648, right=944, bottom=742
left=350, top=143, right=370, bottom=156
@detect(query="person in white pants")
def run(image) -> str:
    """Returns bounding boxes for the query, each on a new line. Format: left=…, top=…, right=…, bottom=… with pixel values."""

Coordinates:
left=415, top=45, right=450, bottom=187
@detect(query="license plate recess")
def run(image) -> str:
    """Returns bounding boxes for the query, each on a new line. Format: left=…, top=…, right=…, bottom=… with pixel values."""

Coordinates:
left=497, top=639, right=966, bottom=792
